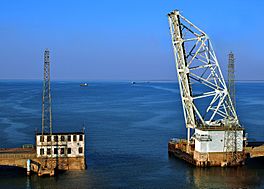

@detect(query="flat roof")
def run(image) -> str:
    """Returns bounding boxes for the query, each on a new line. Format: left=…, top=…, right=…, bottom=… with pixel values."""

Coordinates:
left=36, top=132, right=84, bottom=135
left=197, top=126, right=244, bottom=131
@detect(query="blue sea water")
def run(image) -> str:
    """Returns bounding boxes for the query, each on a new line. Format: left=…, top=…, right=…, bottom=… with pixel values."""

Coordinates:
left=0, top=81, right=263, bottom=189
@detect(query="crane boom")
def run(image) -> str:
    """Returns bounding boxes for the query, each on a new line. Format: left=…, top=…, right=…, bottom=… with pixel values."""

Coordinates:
left=168, top=10, right=239, bottom=141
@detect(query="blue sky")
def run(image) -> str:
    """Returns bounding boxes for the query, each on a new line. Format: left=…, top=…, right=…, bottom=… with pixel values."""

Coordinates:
left=0, top=0, right=263, bottom=80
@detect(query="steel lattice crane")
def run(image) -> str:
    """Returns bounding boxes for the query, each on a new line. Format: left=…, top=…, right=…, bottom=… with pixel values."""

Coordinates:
left=168, top=10, right=240, bottom=142
left=167, top=10, right=245, bottom=166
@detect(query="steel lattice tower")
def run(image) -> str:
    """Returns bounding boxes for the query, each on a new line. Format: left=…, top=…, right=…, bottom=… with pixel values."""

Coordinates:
left=41, top=49, right=53, bottom=137
left=228, top=52, right=235, bottom=110
left=168, top=10, right=240, bottom=142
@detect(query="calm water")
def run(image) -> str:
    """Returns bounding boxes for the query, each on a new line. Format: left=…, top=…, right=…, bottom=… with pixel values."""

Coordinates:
left=0, top=81, right=263, bottom=189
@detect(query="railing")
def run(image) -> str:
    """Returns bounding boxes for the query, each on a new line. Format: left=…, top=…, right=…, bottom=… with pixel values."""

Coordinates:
left=193, top=134, right=212, bottom=142
left=169, top=138, right=187, bottom=144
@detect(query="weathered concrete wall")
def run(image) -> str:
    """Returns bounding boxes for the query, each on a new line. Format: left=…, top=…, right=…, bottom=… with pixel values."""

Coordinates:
left=169, top=140, right=246, bottom=167
left=33, top=157, right=86, bottom=170
left=0, top=156, right=32, bottom=168
left=0, top=149, right=36, bottom=169
left=193, top=151, right=245, bottom=166
left=0, top=147, right=86, bottom=175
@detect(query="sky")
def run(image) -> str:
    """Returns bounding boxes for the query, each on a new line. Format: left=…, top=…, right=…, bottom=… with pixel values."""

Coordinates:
left=0, top=0, right=263, bottom=81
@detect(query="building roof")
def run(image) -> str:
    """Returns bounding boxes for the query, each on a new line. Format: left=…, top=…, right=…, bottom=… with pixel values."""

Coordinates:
left=36, top=132, right=84, bottom=135
left=197, top=126, right=244, bottom=131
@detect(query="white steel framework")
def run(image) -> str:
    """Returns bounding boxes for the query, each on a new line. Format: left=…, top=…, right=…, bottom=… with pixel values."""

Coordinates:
left=168, top=10, right=240, bottom=141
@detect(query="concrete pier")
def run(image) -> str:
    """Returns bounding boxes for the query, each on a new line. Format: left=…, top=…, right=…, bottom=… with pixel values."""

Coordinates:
left=0, top=147, right=86, bottom=176
left=0, top=132, right=87, bottom=176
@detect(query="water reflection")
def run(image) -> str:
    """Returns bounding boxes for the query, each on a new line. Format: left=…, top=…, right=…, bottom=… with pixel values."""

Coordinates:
left=192, top=157, right=264, bottom=189
left=28, top=171, right=92, bottom=189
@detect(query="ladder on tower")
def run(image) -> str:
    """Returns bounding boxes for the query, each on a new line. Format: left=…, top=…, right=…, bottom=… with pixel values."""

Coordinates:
left=223, top=124, right=238, bottom=165
left=223, top=51, right=239, bottom=165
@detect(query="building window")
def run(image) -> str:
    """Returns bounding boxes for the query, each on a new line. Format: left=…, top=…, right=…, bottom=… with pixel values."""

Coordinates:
left=40, top=136, right=44, bottom=142
left=40, top=148, right=44, bottom=155
left=79, top=135, right=83, bottom=141
left=61, top=135, right=65, bottom=142
left=54, top=148, right=58, bottom=154
left=68, top=135, right=71, bottom=142
left=47, top=136, right=51, bottom=142
left=78, top=147, right=83, bottom=154
left=47, top=148, right=51, bottom=155
left=54, top=135, right=58, bottom=142
left=73, top=135, right=77, bottom=142
left=60, top=148, right=65, bottom=155
left=67, top=148, right=71, bottom=154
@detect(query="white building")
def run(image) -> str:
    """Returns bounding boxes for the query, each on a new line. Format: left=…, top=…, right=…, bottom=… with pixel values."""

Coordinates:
left=36, top=132, right=85, bottom=158
left=194, top=127, right=243, bottom=153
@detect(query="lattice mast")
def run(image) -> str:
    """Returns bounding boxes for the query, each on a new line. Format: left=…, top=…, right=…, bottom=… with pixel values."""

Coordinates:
left=228, top=52, right=235, bottom=109
left=41, top=49, right=53, bottom=137
left=168, top=10, right=240, bottom=143
left=224, top=51, right=238, bottom=162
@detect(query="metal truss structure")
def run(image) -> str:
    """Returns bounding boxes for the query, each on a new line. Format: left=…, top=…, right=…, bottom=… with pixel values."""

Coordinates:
left=42, top=49, right=53, bottom=136
left=168, top=10, right=240, bottom=140
left=224, top=52, right=240, bottom=162
left=40, top=49, right=54, bottom=171
left=228, top=52, right=235, bottom=110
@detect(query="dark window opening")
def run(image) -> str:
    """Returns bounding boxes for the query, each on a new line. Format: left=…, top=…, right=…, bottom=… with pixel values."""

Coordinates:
left=68, top=135, right=71, bottom=142
left=54, top=135, right=58, bottom=142
left=60, top=148, right=65, bottom=155
left=40, top=148, right=44, bottom=155
left=73, top=135, right=77, bottom=142
left=61, top=135, right=65, bottom=141
left=54, top=148, right=58, bottom=154
left=47, top=136, right=51, bottom=142
left=67, top=148, right=71, bottom=154
left=40, top=136, right=44, bottom=142
left=79, top=135, right=83, bottom=141
left=79, top=147, right=83, bottom=154
left=47, top=148, right=51, bottom=155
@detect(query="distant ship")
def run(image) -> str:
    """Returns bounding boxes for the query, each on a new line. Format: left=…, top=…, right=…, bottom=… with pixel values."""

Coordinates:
left=131, top=81, right=136, bottom=85
left=80, top=83, right=88, bottom=87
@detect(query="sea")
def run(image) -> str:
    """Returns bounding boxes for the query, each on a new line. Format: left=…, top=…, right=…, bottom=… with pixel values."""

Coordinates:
left=0, top=81, right=263, bottom=189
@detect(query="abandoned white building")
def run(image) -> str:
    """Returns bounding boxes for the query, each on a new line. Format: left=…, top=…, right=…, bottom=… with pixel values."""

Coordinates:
left=36, top=132, right=85, bottom=158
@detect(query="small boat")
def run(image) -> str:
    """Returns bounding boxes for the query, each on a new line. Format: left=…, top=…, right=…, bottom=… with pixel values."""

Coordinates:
left=80, top=83, right=88, bottom=87
left=131, top=81, right=136, bottom=85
